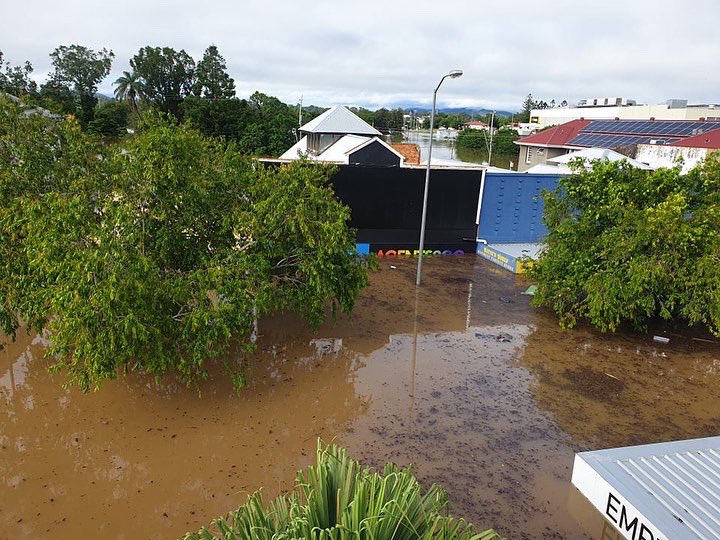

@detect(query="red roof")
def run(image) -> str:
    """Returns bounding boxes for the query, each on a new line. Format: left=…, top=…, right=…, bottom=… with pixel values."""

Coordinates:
left=670, top=127, right=720, bottom=149
left=464, top=120, right=487, bottom=126
left=515, top=119, right=591, bottom=147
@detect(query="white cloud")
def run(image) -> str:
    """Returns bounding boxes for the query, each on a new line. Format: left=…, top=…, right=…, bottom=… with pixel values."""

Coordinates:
left=2, top=0, right=719, bottom=111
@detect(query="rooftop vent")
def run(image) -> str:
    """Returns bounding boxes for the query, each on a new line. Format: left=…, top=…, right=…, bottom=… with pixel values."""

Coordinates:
left=666, top=99, right=688, bottom=109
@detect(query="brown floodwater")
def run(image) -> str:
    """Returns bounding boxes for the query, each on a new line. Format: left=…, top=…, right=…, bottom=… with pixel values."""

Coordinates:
left=2, top=256, right=720, bottom=539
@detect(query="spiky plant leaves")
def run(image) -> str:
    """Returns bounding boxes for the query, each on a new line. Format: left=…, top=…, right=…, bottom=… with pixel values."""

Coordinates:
left=183, top=441, right=501, bottom=540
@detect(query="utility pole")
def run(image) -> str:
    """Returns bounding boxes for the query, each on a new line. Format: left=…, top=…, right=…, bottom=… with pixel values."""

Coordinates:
left=488, top=111, right=495, bottom=166
left=298, top=95, right=303, bottom=127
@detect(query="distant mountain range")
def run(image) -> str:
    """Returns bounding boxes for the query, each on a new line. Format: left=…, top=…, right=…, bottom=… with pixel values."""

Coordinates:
left=401, top=106, right=515, bottom=117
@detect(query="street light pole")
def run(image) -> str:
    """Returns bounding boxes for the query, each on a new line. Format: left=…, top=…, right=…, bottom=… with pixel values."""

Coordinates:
left=416, top=69, right=463, bottom=287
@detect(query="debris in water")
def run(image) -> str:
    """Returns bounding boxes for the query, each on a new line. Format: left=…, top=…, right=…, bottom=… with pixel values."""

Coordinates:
left=390, top=265, right=397, bottom=269
left=522, top=285, right=537, bottom=296
left=474, top=331, right=513, bottom=343
left=653, top=336, right=670, bottom=344
left=310, top=338, right=343, bottom=355
left=499, top=296, right=515, bottom=304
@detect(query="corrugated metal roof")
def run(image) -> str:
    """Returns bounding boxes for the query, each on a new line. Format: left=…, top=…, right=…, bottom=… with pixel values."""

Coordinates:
left=299, top=106, right=382, bottom=136
left=278, top=137, right=308, bottom=160
left=317, top=134, right=371, bottom=161
left=278, top=135, right=404, bottom=165
left=572, top=436, right=720, bottom=540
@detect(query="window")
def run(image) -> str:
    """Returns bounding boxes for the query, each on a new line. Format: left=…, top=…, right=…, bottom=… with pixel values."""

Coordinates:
left=525, top=147, right=533, bottom=164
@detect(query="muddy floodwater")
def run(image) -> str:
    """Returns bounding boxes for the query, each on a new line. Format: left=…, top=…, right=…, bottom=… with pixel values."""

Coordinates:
left=2, top=256, right=720, bottom=539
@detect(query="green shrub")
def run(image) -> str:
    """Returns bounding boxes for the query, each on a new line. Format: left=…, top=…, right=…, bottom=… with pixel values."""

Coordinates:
left=183, top=441, right=501, bottom=540
left=530, top=156, right=720, bottom=334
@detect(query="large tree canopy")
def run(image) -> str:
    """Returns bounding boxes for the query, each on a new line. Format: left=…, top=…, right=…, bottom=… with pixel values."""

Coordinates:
left=0, top=97, right=369, bottom=390
left=193, top=45, right=235, bottom=99
left=0, top=50, right=37, bottom=97
left=48, top=44, right=114, bottom=124
left=130, top=46, right=195, bottom=120
left=530, top=157, right=720, bottom=335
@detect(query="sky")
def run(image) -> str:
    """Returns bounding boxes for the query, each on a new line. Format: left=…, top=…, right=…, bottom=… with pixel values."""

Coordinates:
left=2, top=0, right=719, bottom=112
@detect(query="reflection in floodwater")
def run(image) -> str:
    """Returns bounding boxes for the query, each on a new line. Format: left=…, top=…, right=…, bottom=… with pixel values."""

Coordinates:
left=1, top=256, right=720, bottom=539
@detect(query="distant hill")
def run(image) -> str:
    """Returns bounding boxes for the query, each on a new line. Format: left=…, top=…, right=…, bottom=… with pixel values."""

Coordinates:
left=404, top=106, right=515, bottom=117
left=299, top=102, right=515, bottom=117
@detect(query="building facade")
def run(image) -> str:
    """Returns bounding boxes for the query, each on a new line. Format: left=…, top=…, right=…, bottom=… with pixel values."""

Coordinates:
left=515, top=118, right=720, bottom=172
left=530, top=99, right=720, bottom=129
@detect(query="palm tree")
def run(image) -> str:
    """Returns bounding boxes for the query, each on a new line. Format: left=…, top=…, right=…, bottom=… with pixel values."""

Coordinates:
left=114, top=70, right=143, bottom=117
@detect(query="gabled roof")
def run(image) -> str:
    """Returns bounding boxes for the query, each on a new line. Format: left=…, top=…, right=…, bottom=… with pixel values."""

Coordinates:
left=464, top=120, right=487, bottom=126
left=515, top=119, right=591, bottom=148
left=278, top=137, right=308, bottom=160
left=347, top=137, right=405, bottom=163
left=669, top=127, right=720, bottom=149
left=299, top=106, right=382, bottom=136
left=278, top=134, right=404, bottom=165
left=318, top=134, right=374, bottom=161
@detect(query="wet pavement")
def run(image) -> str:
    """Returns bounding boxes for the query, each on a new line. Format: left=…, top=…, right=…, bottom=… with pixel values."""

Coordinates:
left=2, top=256, right=720, bottom=539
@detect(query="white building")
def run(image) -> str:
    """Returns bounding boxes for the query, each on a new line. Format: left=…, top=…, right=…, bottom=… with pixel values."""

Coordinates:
left=530, top=98, right=720, bottom=129
left=636, top=129, right=720, bottom=173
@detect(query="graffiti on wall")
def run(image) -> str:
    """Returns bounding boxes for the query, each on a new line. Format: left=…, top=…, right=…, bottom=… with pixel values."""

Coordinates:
left=355, top=243, right=465, bottom=257
left=376, top=249, right=465, bottom=257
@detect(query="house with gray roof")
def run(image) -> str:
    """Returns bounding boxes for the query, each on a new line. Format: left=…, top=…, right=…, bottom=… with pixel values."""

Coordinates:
left=280, top=105, right=406, bottom=166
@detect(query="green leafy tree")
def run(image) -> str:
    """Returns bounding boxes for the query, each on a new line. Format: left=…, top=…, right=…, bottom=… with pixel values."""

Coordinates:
left=182, top=95, right=248, bottom=138
left=240, top=91, right=296, bottom=156
left=48, top=44, right=114, bottom=125
left=457, top=128, right=518, bottom=154
left=87, top=100, right=130, bottom=137
left=530, top=157, right=720, bottom=335
left=0, top=98, right=369, bottom=390
left=130, top=46, right=195, bottom=119
left=0, top=51, right=37, bottom=96
left=515, top=94, right=535, bottom=123
left=113, top=70, right=144, bottom=117
left=193, top=45, right=235, bottom=99
left=38, top=80, right=76, bottom=115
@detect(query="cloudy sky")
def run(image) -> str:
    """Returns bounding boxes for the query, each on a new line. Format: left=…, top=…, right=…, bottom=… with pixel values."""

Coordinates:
left=2, top=0, right=719, bottom=112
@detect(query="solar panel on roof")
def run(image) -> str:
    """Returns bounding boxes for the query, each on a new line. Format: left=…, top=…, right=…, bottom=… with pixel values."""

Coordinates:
left=581, top=120, right=720, bottom=138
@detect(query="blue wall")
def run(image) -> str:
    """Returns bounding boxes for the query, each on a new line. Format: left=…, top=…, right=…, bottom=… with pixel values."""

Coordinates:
left=477, top=173, right=561, bottom=244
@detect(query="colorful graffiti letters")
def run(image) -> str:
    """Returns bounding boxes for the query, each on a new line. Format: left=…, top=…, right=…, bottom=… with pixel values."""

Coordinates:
left=376, top=249, right=465, bottom=257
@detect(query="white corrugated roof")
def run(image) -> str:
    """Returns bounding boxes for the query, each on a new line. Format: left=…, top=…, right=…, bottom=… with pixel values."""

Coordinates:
left=278, top=135, right=404, bottom=165
left=549, top=147, right=654, bottom=169
left=299, top=106, right=382, bottom=136
left=572, top=436, right=720, bottom=540
left=318, top=134, right=371, bottom=162
left=278, top=137, right=308, bottom=160
left=525, top=163, right=572, bottom=174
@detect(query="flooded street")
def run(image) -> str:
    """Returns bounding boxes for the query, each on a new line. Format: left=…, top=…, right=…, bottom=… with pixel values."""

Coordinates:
left=2, top=256, right=720, bottom=539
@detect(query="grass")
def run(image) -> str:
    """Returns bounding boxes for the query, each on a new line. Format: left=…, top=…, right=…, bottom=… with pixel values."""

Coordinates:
left=183, top=441, right=501, bottom=540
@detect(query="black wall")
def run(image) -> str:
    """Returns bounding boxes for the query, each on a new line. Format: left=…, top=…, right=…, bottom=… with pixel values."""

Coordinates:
left=348, top=141, right=401, bottom=167
left=331, top=165, right=482, bottom=252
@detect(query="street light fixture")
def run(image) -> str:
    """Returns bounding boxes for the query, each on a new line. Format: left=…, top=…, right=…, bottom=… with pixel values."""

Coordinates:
left=416, top=69, right=463, bottom=286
